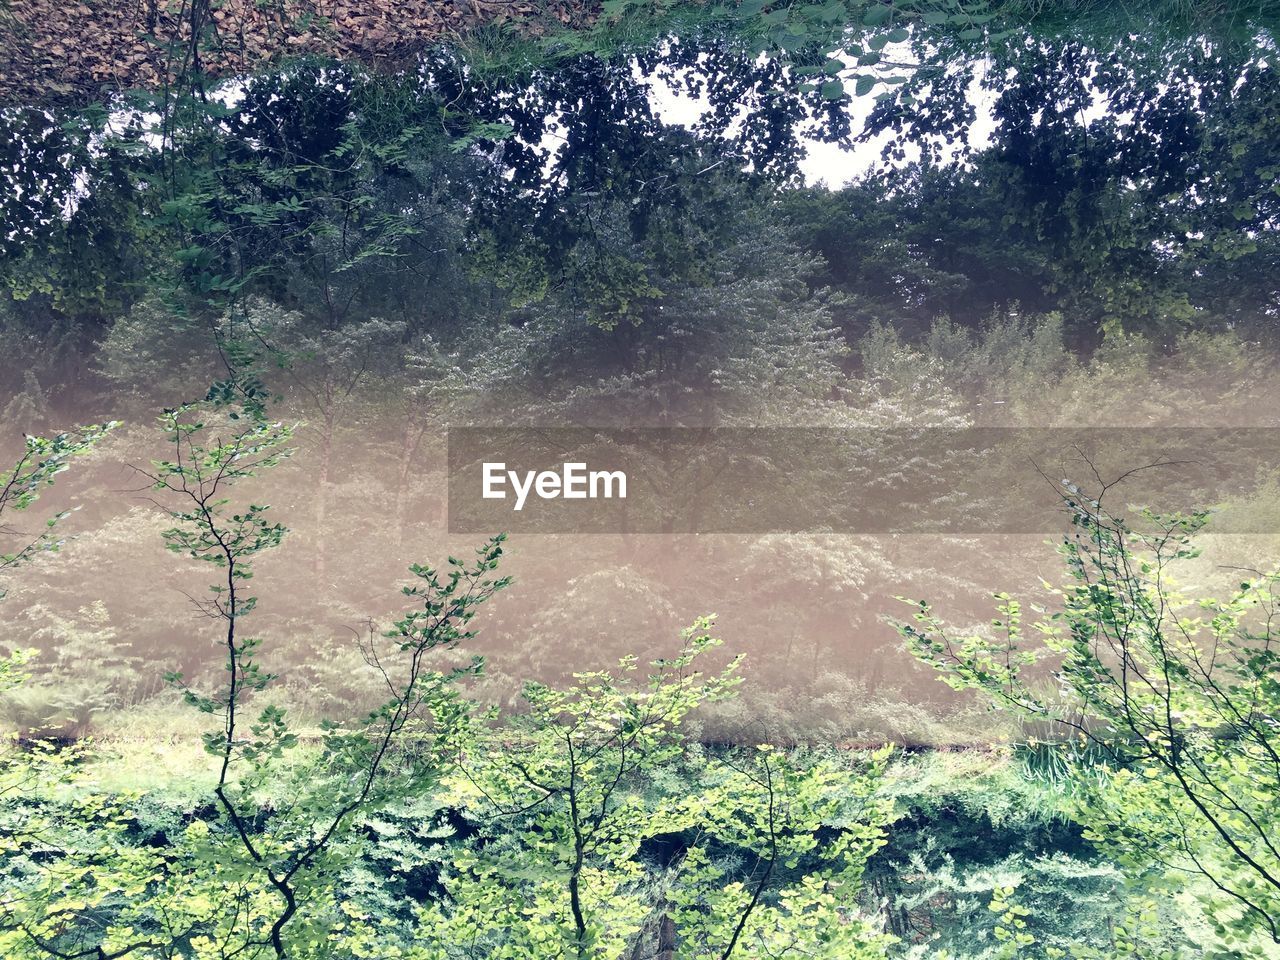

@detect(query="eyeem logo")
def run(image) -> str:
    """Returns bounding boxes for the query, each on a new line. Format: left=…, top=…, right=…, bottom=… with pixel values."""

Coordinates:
left=482, top=462, right=627, bottom=511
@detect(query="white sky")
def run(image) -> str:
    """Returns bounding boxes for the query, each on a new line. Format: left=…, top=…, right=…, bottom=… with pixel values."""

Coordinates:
left=645, top=52, right=1003, bottom=187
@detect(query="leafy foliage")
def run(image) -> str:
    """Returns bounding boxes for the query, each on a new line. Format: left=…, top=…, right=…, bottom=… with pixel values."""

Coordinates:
left=898, top=490, right=1280, bottom=955
left=0, top=409, right=905, bottom=960
left=0, top=424, right=116, bottom=596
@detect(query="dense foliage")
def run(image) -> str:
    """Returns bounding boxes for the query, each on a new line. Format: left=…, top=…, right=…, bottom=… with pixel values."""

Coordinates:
left=898, top=493, right=1280, bottom=957
left=2, top=1, right=1279, bottom=957
left=4, top=420, right=1272, bottom=958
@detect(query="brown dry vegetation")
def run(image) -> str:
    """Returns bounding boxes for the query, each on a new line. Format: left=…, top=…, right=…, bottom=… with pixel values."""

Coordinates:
left=0, top=0, right=597, bottom=102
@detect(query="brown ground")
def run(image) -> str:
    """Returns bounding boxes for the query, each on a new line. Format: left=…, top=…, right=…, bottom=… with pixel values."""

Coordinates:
left=0, top=0, right=598, bottom=103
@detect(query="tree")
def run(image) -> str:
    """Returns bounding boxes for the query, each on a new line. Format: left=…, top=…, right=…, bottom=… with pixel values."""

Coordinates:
left=896, top=482, right=1280, bottom=955
left=411, top=626, right=895, bottom=960
left=428, top=623, right=741, bottom=959
left=3, top=392, right=512, bottom=959
left=668, top=745, right=895, bottom=960
left=1, top=424, right=116, bottom=597
left=862, top=25, right=1280, bottom=345
left=0, top=422, right=115, bottom=695
left=0, top=425, right=118, bottom=952
left=491, top=186, right=846, bottom=427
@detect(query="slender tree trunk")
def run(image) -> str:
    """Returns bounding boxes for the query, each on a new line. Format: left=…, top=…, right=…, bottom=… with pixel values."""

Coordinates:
left=626, top=911, right=677, bottom=960
left=567, top=748, right=589, bottom=958
left=314, top=410, right=334, bottom=582
left=393, top=416, right=425, bottom=551
left=656, top=914, right=677, bottom=960
left=569, top=851, right=587, bottom=957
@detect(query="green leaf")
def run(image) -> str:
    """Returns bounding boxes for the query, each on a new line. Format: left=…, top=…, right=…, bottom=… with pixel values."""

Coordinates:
left=862, top=4, right=891, bottom=26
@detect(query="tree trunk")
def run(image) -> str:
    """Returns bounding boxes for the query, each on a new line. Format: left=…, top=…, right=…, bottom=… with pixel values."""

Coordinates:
left=393, top=416, right=425, bottom=551
left=656, top=914, right=677, bottom=959
left=314, top=412, right=334, bottom=583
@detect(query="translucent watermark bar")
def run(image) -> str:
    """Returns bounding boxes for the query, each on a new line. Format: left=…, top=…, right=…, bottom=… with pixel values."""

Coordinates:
left=447, top=427, right=1280, bottom=534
